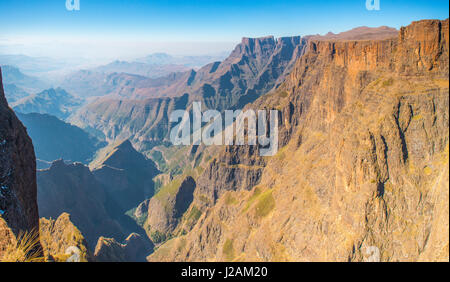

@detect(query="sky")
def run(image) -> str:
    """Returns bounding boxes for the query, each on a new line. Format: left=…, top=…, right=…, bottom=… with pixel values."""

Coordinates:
left=0, top=0, right=448, bottom=60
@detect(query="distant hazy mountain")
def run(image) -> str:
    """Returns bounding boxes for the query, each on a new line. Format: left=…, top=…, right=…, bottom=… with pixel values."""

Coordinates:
left=93, top=60, right=190, bottom=78
left=306, top=25, right=398, bottom=40
left=12, top=87, right=83, bottom=120
left=60, top=70, right=187, bottom=99
left=3, top=83, right=30, bottom=104
left=137, top=52, right=228, bottom=68
left=16, top=112, right=105, bottom=166
left=0, top=54, right=71, bottom=75
left=72, top=36, right=307, bottom=150
left=0, top=65, right=49, bottom=92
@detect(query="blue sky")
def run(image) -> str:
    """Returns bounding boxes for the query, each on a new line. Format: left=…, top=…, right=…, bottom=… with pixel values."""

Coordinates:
left=0, top=0, right=448, bottom=59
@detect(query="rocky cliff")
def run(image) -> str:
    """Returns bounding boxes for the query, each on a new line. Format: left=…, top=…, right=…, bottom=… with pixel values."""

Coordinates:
left=0, top=66, right=42, bottom=258
left=149, top=19, right=449, bottom=262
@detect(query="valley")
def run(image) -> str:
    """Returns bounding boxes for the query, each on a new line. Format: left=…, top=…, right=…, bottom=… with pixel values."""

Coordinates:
left=0, top=17, right=448, bottom=263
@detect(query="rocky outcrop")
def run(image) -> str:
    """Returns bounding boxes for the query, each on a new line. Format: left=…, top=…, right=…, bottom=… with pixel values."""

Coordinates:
left=143, top=176, right=196, bottom=243
left=149, top=19, right=449, bottom=262
left=90, top=139, right=159, bottom=212
left=94, top=233, right=153, bottom=262
left=40, top=212, right=91, bottom=262
left=0, top=66, right=42, bottom=257
left=134, top=199, right=150, bottom=219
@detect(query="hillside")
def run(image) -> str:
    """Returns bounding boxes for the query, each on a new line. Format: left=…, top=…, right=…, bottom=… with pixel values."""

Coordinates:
left=148, top=19, right=449, bottom=262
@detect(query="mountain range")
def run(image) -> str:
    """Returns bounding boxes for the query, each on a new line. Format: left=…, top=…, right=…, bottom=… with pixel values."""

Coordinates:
left=16, top=113, right=104, bottom=168
left=0, top=19, right=448, bottom=262
left=12, top=88, right=83, bottom=120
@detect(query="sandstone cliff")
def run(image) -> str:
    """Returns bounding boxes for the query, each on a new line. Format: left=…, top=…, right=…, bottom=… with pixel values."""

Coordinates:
left=0, top=66, right=42, bottom=258
left=149, top=19, right=449, bottom=262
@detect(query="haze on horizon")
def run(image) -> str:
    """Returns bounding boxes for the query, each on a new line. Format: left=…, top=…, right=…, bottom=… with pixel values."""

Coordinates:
left=0, top=0, right=448, bottom=62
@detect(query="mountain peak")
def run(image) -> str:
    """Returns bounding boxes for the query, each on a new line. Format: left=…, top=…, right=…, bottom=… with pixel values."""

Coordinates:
left=115, top=139, right=134, bottom=150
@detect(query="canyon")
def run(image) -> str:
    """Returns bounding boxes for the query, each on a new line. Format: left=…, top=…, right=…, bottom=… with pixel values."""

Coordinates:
left=0, top=18, right=448, bottom=262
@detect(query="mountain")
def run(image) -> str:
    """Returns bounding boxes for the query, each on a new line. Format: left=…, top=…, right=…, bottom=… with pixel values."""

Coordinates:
left=70, top=35, right=308, bottom=150
left=37, top=160, right=128, bottom=249
left=0, top=66, right=42, bottom=258
left=89, top=140, right=160, bottom=212
left=70, top=93, right=190, bottom=149
left=3, top=84, right=30, bottom=104
left=94, top=233, right=153, bottom=262
left=12, top=88, right=83, bottom=120
left=16, top=113, right=104, bottom=167
left=307, top=25, right=398, bottom=40
left=36, top=140, right=159, bottom=251
left=59, top=70, right=188, bottom=99
left=0, top=65, right=49, bottom=93
left=148, top=19, right=449, bottom=262
left=0, top=54, right=70, bottom=75
left=137, top=52, right=228, bottom=68
left=92, top=60, right=190, bottom=78
left=141, top=176, right=196, bottom=244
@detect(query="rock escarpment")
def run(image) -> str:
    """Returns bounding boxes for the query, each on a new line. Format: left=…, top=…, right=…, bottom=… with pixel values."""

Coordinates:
left=149, top=19, right=449, bottom=262
left=0, top=66, right=42, bottom=257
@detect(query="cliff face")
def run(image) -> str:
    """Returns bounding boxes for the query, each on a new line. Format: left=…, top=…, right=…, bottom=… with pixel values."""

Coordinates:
left=0, top=67, right=41, bottom=257
left=149, top=19, right=449, bottom=262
